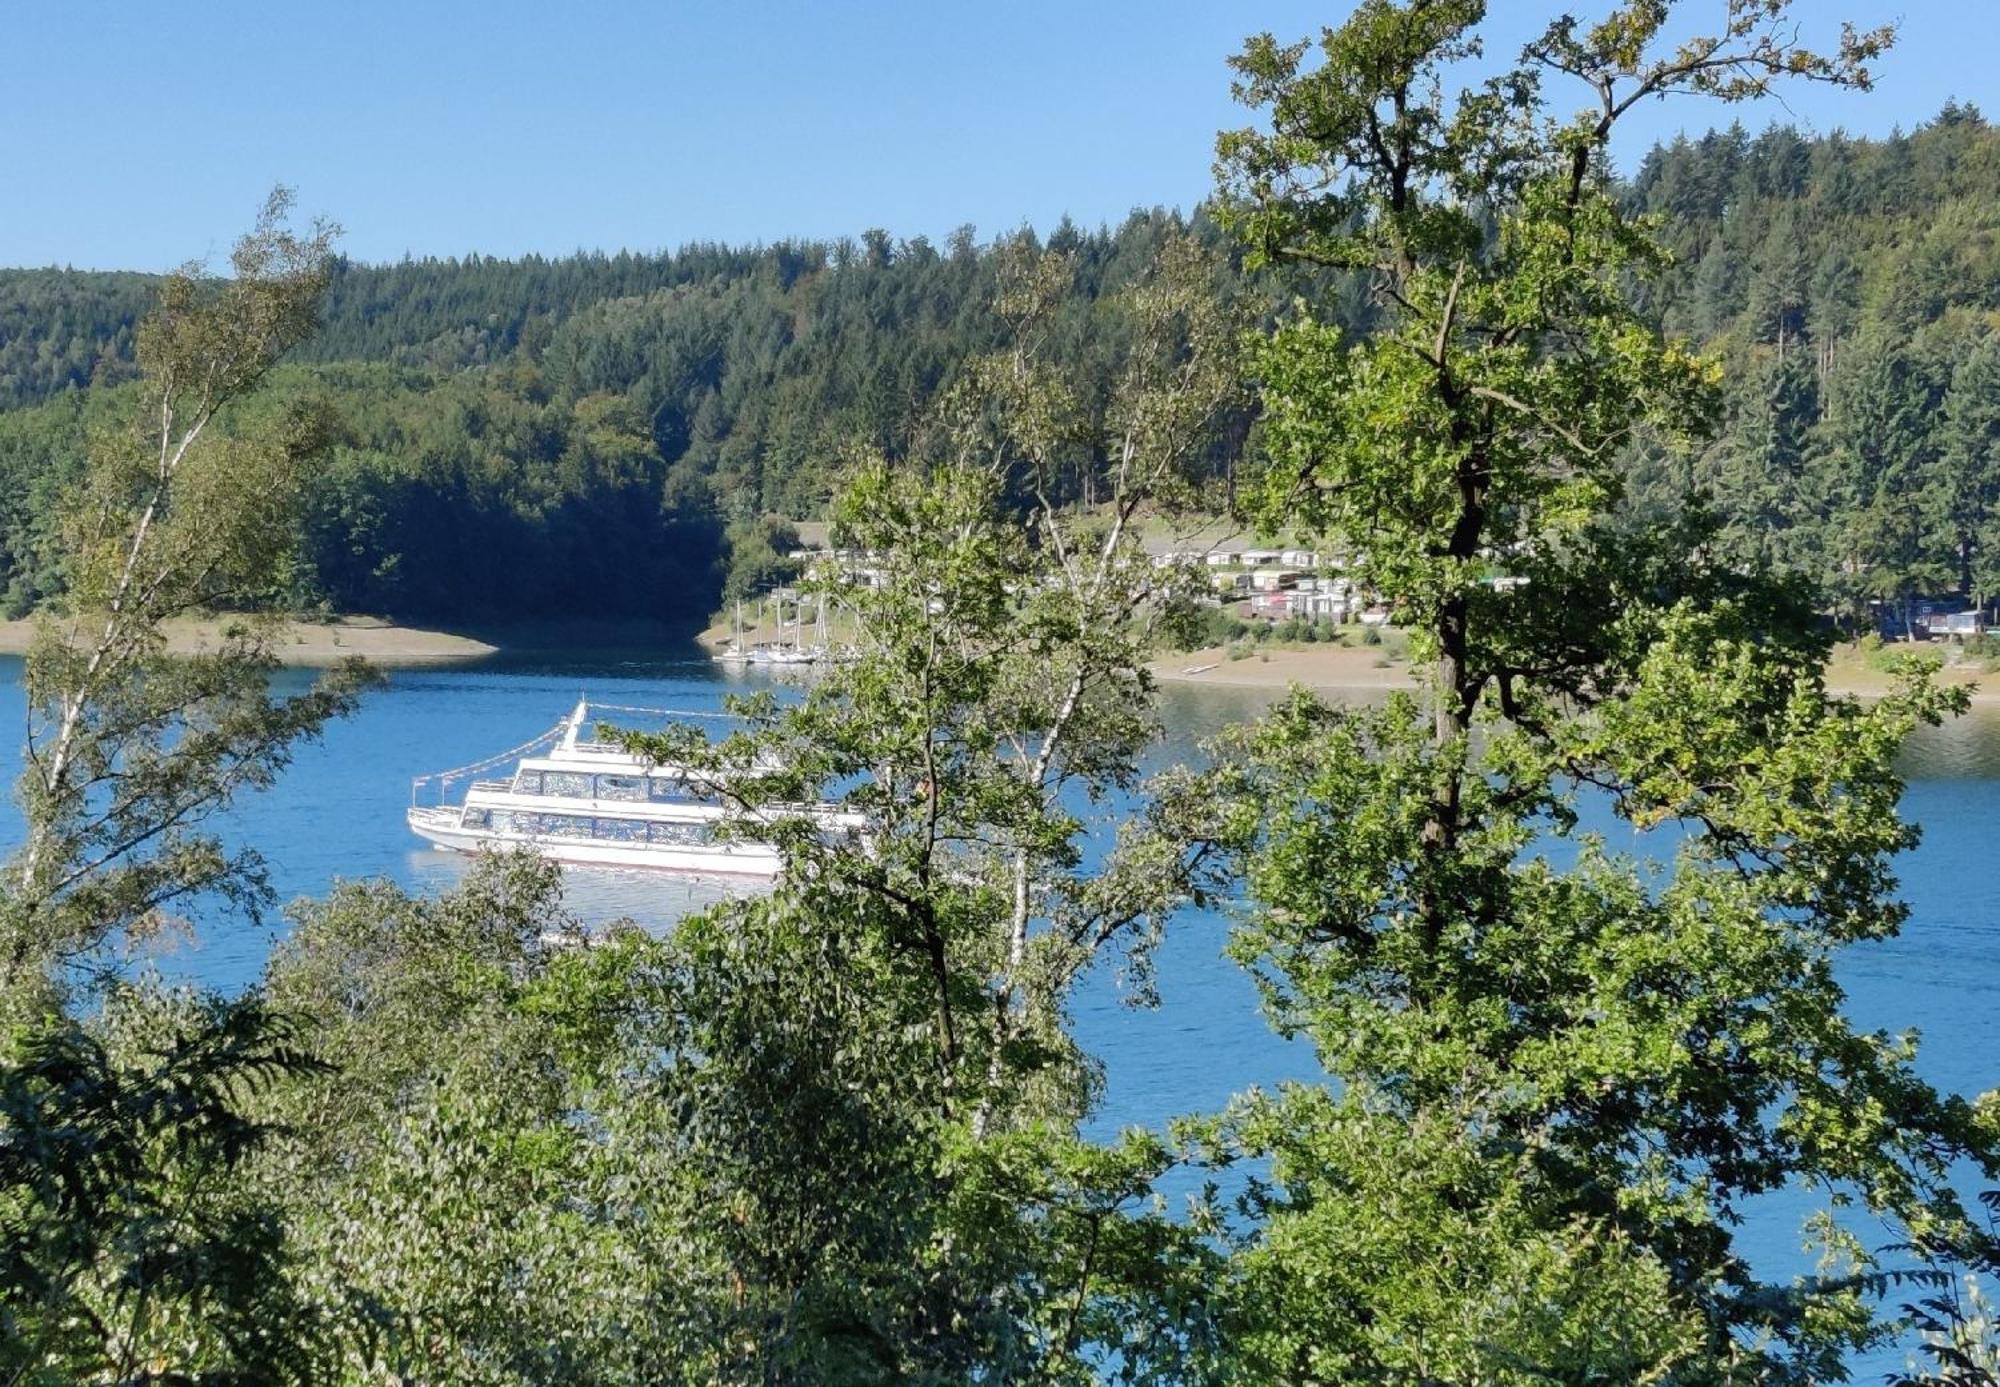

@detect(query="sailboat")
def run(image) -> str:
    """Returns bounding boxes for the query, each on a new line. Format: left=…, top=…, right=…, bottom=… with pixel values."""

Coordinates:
left=715, top=600, right=753, bottom=665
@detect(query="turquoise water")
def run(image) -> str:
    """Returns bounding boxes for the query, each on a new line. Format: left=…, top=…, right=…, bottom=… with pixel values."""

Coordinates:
left=0, top=651, right=1992, bottom=1369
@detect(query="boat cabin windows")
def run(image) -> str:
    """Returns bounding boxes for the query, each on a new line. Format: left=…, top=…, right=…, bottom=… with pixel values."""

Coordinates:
left=597, top=774, right=646, bottom=802
left=593, top=817, right=648, bottom=843
left=537, top=813, right=594, bottom=840
left=510, top=768, right=711, bottom=803
left=488, top=809, right=713, bottom=848
left=647, top=776, right=717, bottom=806
left=491, top=811, right=581, bottom=839
left=508, top=771, right=590, bottom=799
left=461, top=808, right=493, bottom=830
left=545, top=772, right=592, bottom=799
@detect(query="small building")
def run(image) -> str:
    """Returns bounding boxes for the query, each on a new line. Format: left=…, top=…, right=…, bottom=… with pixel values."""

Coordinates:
left=1295, top=589, right=1351, bottom=621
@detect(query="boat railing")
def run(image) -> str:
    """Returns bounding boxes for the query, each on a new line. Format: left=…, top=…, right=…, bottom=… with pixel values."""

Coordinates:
left=564, top=742, right=643, bottom=761
left=410, top=702, right=748, bottom=806
left=471, top=778, right=513, bottom=794
left=411, top=717, right=571, bottom=805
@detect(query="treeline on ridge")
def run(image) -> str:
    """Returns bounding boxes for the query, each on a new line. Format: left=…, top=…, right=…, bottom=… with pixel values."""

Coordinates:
left=1627, top=101, right=2000, bottom=624
left=6, top=107, right=2000, bottom=627
left=0, top=211, right=1289, bottom=626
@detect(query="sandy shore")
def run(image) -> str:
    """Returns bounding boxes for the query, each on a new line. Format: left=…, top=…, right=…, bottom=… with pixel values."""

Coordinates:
left=0, top=613, right=1987, bottom=700
left=1822, top=649, right=1991, bottom=701
left=1151, top=639, right=2000, bottom=703
left=1150, top=642, right=1417, bottom=694
left=0, top=616, right=498, bottom=667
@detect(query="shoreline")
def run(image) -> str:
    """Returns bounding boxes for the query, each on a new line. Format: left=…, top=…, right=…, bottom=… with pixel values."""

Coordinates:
left=0, top=616, right=498, bottom=667
left=1148, top=639, right=2000, bottom=703
left=0, top=614, right=1987, bottom=702
left=1148, top=642, right=1418, bottom=696
left=0, top=615, right=700, bottom=669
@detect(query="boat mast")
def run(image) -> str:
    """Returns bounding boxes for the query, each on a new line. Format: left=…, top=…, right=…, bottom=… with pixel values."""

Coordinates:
left=562, top=697, right=589, bottom=751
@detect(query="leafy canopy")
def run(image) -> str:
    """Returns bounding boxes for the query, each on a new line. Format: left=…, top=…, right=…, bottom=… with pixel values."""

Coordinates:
left=1194, top=3, right=1999, bottom=1381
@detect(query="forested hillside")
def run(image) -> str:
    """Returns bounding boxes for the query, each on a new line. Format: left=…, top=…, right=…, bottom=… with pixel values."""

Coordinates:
left=1626, top=103, right=2000, bottom=622
left=0, top=211, right=1279, bottom=625
left=5, top=108, right=2000, bottom=628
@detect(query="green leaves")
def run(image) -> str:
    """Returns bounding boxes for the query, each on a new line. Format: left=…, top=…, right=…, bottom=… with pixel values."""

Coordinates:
left=0, top=197, right=378, bottom=1383
left=591, top=239, right=1248, bottom=1376
left=1194, top=1084, right=1715, bottom=1385
left=0, top=1000, right=334, bottom=1384
left=1203, top=2, right=2000, bottom=1378
left=5, top=192, right=377, bottom=997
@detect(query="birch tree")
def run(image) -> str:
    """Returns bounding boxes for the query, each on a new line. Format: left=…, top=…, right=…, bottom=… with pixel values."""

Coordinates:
left=614, top=234, right=1245, bottom=1376
left=0, top=195, right=374, bottom=1381
left=2, top=191, right=374, bottom=1005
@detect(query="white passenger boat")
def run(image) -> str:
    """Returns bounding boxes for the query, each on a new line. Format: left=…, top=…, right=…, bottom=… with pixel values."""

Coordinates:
left=406, top=700, right=859, bottom=878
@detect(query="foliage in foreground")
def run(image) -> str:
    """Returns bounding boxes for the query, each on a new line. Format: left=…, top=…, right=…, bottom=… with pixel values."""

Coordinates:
left=0, top=196, right=373, bottom=1380
left=1, top=4, right=1999, bottom=1383
left=1193, top=0, right=2000, bottom=1381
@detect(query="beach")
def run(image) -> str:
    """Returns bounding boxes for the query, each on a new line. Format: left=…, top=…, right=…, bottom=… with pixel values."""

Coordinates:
left=0, top=616, right=497, bottom=667
left=1149, top=642, right=1418, bottom=694
left=1149, top=638, right=1999, bottom=703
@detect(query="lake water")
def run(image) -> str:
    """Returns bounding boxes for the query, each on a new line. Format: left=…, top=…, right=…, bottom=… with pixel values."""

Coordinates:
left=0, top=652, right=1322, bottom=1126
left=0, top=649, right=1993, bottom=1370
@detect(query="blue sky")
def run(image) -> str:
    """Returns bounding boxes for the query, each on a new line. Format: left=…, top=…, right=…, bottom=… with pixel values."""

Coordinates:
left=4, top=1, right=1992, bottom=270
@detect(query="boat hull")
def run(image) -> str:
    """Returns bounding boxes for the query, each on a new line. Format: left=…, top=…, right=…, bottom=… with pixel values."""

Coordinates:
left=406, top=808, right=782, bottom=878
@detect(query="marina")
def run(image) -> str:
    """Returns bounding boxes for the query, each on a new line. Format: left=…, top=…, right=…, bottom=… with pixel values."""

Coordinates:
left=712, top=592, right=847, bottom=668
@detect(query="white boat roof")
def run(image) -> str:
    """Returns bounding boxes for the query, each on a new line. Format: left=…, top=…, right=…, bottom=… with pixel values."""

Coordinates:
left=518, top=750, right=679, bottom=776
left=462, top=785, right=866, bottom=830
left=416, top=698, right=786, bottom=797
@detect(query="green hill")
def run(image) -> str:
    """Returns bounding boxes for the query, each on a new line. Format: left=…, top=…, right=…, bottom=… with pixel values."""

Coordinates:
left=6, top=107, right=2000, bottom=629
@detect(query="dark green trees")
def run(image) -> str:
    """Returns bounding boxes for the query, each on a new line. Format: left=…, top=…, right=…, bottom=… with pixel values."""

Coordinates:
left=13, top=126, right=2000, bottom=631
left=1941, top=337, right=2000, bottom=608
